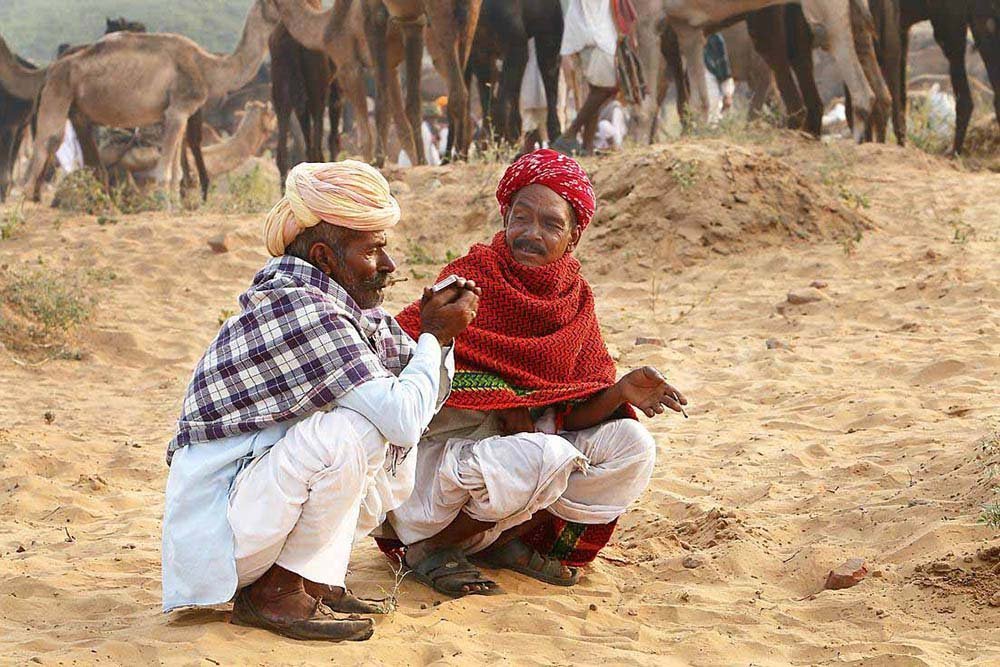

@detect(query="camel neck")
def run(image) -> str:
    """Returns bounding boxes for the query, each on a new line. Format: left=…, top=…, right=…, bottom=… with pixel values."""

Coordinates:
left=0, top=36, right=45, bottom=100
left=204, top=1, right=273, bottom=97
left=204, top=109, right=269, bottom=175
left=275, top=0, right=333, bottom=52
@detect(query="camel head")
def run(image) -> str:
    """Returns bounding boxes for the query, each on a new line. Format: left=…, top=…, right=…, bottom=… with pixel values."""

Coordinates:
left=257, top=0, right=283, bottom=26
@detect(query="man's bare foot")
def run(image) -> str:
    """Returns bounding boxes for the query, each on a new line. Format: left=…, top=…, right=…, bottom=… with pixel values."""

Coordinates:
left=475, top=539, right=578, bottom=586
left=404, top=543, right=499, bottom=596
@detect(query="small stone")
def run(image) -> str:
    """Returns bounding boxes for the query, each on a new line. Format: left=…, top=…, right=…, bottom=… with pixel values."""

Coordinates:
left=433, top=600, right=441, bottom=607
left=679, top=591, right=690, bottom=602
left=733, top=193, right=750, bottom=204
left=977, top=545, right=1000, bottom=563
left=627, top=609, right=638, bottom=616
left=634, top=337, right=666, bottom=347
left=16, top=545, right=26, bottom=553
left=963, top=555, right=975, bottom=563
left=871, top=570, right=884, bottom=578
left=824, top=557, right=868, bottom=590
left=43, top=411, right=55, bottom=424
left=207, top=233, right=229, bottom=253
left=420, top=603, right=427, bottom=610
left=989, top=592, right=1000, bottom=608
left=765, top=338, right=789, bottom=350
left=929, top=561, right=951, bottom=574
left=787, top=288, right=824, bottom=305
left=810, top=280, right=829, bottom=289
left=588, top=603, right=598, bottom=612
left=30, top=658, right=42, bottom=665
left=682, top=555, right=705, bottom=569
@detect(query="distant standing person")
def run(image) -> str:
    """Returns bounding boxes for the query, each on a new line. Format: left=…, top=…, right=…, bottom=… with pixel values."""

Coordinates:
left=553, top=0, right=618, bottom=155
left=703, top=33, right=735, bottom=121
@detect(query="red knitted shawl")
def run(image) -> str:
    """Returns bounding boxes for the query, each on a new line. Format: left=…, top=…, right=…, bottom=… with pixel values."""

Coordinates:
left=396, top=232, right=616, bottom=410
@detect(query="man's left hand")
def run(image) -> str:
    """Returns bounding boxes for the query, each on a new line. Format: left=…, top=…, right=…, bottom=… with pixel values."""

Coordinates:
left=616, top=367, right=687, bottom=418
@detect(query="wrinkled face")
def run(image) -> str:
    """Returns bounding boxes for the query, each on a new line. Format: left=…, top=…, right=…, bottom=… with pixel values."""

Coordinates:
left=504, top=184, right=581, bottom=266
left=310, top=230, right=396, bottom=309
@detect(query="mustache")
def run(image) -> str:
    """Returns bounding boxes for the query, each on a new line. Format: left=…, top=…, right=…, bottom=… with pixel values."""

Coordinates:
left=360, top=272, right=390, bottom=291
left=512, top=238, right=545, bottom=255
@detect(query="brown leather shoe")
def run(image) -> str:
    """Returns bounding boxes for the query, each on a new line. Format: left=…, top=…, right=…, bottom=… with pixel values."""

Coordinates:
left=302, top=582, right=387, bottom=615
left=231, top=588, right=374, bottom=642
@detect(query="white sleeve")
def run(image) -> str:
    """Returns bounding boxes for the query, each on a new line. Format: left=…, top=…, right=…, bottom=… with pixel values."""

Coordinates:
left=337, top=333, right=455, bottom=448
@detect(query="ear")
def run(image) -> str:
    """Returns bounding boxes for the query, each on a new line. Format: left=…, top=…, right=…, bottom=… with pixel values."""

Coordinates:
left=307, top=242, right=338, bottom=276
left=566, top=223, right=582, bottom=253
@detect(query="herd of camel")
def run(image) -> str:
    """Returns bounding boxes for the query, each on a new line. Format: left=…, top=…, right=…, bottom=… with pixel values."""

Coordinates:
left=0, top=0, right=997, bottom=205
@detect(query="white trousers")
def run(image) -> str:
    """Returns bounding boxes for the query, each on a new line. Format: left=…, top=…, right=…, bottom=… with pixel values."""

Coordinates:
left=389, top=419, right=656, bottom=554
left=227, top=408, right=415, bottom=589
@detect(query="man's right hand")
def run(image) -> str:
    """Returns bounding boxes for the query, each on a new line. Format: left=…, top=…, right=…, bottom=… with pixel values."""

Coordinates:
left=419, top=278, right=481, bottom=346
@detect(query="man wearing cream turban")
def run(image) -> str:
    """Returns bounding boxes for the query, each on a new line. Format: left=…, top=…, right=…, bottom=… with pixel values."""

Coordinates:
left=161, top=161, right=480, bottom=641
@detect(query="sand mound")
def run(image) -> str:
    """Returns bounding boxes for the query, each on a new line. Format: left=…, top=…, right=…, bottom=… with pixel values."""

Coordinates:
left=383, top=140, right=871, bottom=283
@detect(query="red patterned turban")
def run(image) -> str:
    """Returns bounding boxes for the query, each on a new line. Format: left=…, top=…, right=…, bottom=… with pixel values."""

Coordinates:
left=496, top=149, right=596, bottom=231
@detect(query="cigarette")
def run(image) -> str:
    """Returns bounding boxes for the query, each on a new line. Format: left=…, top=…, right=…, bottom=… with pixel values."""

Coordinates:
left=670, top=391, right=689, bottom=418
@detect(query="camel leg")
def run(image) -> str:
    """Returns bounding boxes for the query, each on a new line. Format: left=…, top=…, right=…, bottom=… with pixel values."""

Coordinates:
left=361, top=2, right=391, bottom=167
left=327, top=78, right=343, bottom=161
left=660, top=26, right=688, bottom=134
left=872, top=0, right=905, bottom=145
left=899, top=20, right=910, bottom=137
left=969, top=12, right=1000, bottom=127
left=387, top=68, right=418, bottom=164
left=23, top=74, right=73, bottom=202
left=932, top=12, right=974, bottom=155
left=342, top=68, right=375, bottom=163
left=850, top=0, right=890, bottom=142
left=536, top=31, right=563, bottom=144
left=787, top=6, right=822, bottom=137
left=675, top=25, right=711, bottom=124
left=275, top=103, right=292, bottom=188
left=748, top=7, right=806, bottom=130
left=633, top=16, right=667, bottom=143
left=186, top=109, right=209, bottom=201
left=498, top=40, right=529, bottom=144
left=152, top=109, right=189, bottom=199
left=400, top=20, right=426, bottom=165
left=802, top=0, right=874, bottom=141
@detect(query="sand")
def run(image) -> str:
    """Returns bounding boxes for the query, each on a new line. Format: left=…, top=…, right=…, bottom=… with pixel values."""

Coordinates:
left=1, top=133, right=998, bottom=666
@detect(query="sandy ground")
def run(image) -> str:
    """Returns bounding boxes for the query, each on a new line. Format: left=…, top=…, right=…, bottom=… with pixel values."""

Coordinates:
left=1, top=133, right=999, bottom=666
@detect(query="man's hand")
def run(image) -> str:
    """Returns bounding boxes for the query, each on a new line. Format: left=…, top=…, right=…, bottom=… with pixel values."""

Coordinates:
left=419, top=278, right=481, bottom=346
left=616, top=366, right=688, bottom=418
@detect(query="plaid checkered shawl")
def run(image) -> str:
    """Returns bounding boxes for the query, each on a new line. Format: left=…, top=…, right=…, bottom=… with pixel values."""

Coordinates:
left=167, top=256, right=413, bottom=464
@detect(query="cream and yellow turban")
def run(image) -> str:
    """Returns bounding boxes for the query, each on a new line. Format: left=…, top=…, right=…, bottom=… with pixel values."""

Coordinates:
left=263, top=161, right=401, bottom=256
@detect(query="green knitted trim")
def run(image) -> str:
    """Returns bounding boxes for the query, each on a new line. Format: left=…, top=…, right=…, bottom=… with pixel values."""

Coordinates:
left=548, top=522, right=587, bottom=560
left=452, top=370, right=536, bottom=396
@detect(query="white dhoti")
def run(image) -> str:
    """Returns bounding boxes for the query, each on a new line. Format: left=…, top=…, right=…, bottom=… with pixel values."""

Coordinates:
left=389, top=418, right=655, bottom=554
left=227, top=408, right=415, bottom=589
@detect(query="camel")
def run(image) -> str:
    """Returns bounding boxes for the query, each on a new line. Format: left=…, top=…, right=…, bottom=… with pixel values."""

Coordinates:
left=463, top=0, right=564, bottom=147
left=17, top=0, right=281, bottom=202
left=631, top=0, right=884, bottom=143
left=0, top=50, right=35, bottom=202
left=269, top=0, right=341, bottom=185
left=273, top=0, right=414, bottom=165
left=100, top=101, right=277, bottom=179
left=656, top=9, right=819, bottom=135
left=363, top=0, right=482, bottom=163
left=895, top=0, right=1000, bottom=154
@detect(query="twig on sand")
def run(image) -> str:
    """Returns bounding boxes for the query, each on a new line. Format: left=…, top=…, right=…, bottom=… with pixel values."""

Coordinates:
left=782, top=548, right=803, bottom=563
left=376, top=558, right=410, bottom=614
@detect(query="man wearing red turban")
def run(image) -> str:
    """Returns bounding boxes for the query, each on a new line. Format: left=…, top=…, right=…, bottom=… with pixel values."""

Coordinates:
left=384, top=149, right=688, bottom=597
